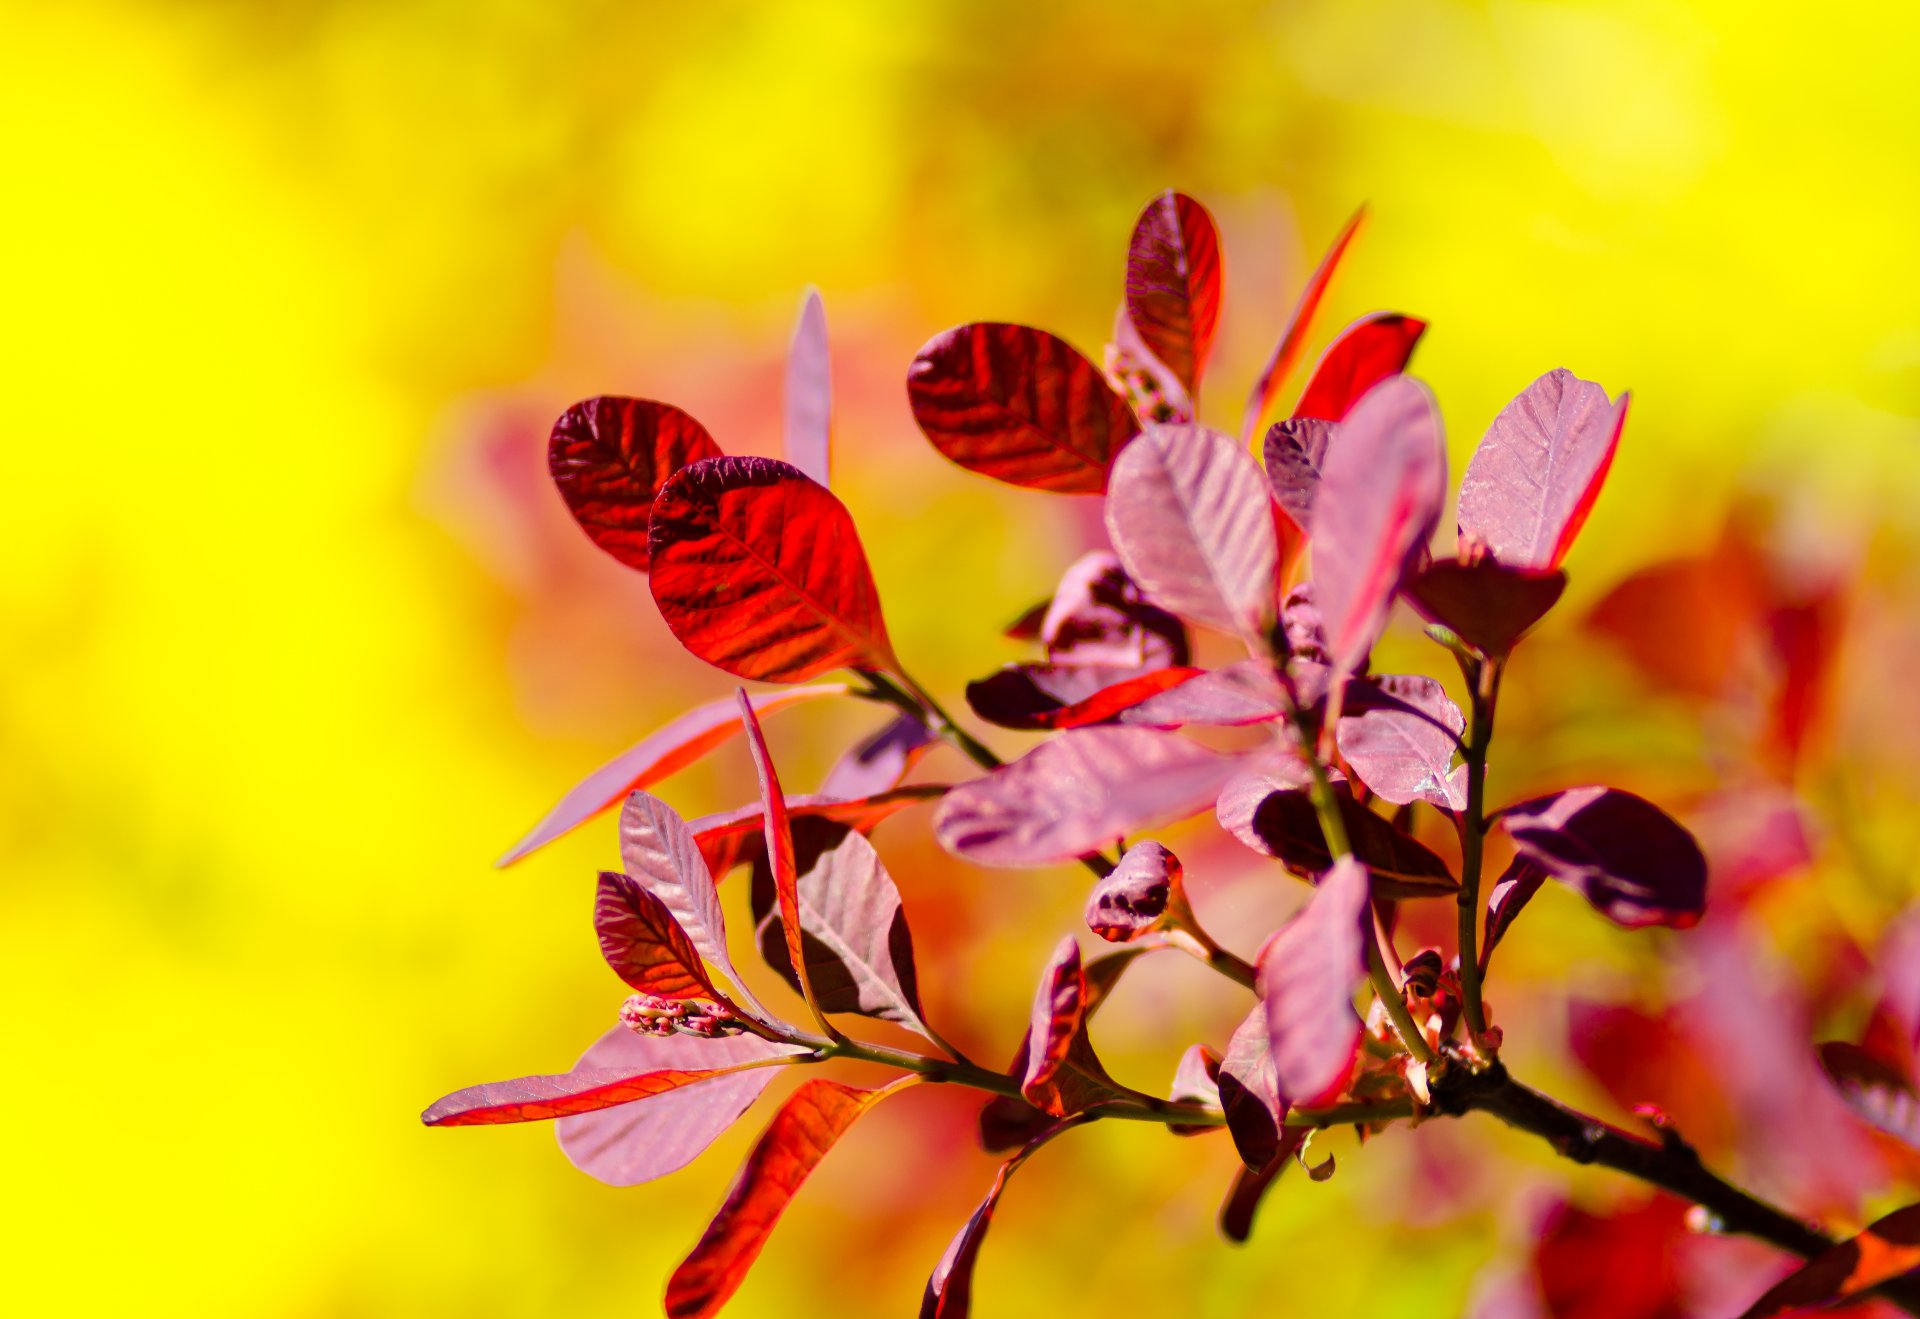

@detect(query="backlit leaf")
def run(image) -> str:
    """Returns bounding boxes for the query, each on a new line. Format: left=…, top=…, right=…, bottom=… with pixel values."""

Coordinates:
left=650, top=456, right=896, bottom=681
left=1481, top=857, right=1550, bottom=975
left=690, top=786, right=944, bottom=878
left=1085, top=840, right=1182, bottom=942
left=1405, top=560, right=1567, bottom=657
left=1498, top=787, right=1707, bottom=929
left=1819, top=1042, right=1920, bottom=1149
left=1259, top=856, right=1370, bottom=1106
left=549, top=396, right=723, bottom=572
left=784, top=289, right=832, bottom=486
left=1124, top=190, right=1223, bottom=396
left=820, top=712, right=936, bottom=799
left=736, top=691, right=817, bottom=1020
left=1020, top=937, right=1131, bottom=1117
left=1263, top=417, right=1336, bottom=532
left=921, top=1118, right=1086, bottom=1319
left=665, top=1079, right=906, bottom=1319
left=1240, top=205, right=1366, bottom=443
left=1735, top=1203, right=1920, bottom=1319
left=1292, top=313, right=1427, bottom=422
left=621, top=791, right=756, bottom=1010
left=790, top=829, right=929, bottom=1033
left=907, top=323, right=1139, bottom=494
left=1105, top=299, right=1193, bottom=425
left=934, top=727, right=1240, bottom=867
left=1336, top=675, right=1466, bottom=810
left=1218, top=1003, right=1287, bottom=1168
left=1457, top=370, right=1628, bottom=570
left=1034, top=551, right=1190, bottom=670
left=966, top=664, right=1203, bottom=731
left=1220, top=781, right=1458, bottom=899
left=594, top=870, right=725, bottom=1002
left=1113, top=660, right=1290, bottom=729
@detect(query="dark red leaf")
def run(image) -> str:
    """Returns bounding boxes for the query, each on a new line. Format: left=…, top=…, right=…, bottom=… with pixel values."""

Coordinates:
left=649, top=456, right=897, bottom=681
left=421, top=1030, right=802, bottom=1127
left=1220, top=781, right=1459, bottom=899
left=1499, top=787, right=1707, bottom=929
left=737, top=692, right=818, bottom=1020
left=1113, top=660, right=1290, bottom=730
left=1258, top=856, right=1370, bottom=1106
left=1309, top=375, right=1447, bottom=676
left=1481, top=857, right=1550, bottom=975
left=620, top=791, right=760, bottom=1016
left=548, top=396, right=723, bottom=572
left=966, top=664, right=1203, bottom=732
left=1034, top=551, right=1190, bottom=670
left=1735, top=1203, right=1920, bottom=1319
left=1263, top=417, right=1336, bottom=532
left=594, top=870, right=725, bottom=1002
left=784, top=288, right=832, bottom=486
left=496, top=685, right=848, bottom=866
left=1125, top=190, right=1223, bottom=396
left=934, top=727, right=1240, bottom=867
left=554, top=1028, right=799, bottom=1186
left=1292, top=313, right=1427, bottom=423
left=1218, top=1145, right=1304, bottom=1243
left=1020, top=937, right=1131, bottom=1117
left=907, top=323, right=1139, bottom=494
left=1405, top=560, right=1568, bottom=657
left=820, top=712, right=936, bottom=798
left=788, top=829, right=929, bottom=1034
left=1085, top=840, right=1182, bottom=942
left=921, top=1118, right=1086, bottom=1319
left=1819, top=1042, right=1920, bottom=1149
left=1534, top=1195, right=1691, bottom=1319
left=665, top=1078, right=905, bottom=1319
left=1240, top=205, right=1367, bottom=443
left=1218, top=1003, right=1288, bottom=1168
left=690, top=786, right=944, bottom=878
left=1336, top=675, right=1466, bottom=810
left=1458, top=370, right=1628, bottom=570
left=1106, top=424, right=1279, bottom=637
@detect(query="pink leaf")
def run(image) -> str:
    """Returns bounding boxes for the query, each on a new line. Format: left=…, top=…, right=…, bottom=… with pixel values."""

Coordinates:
left=820, top=712, right=936, bottom=799
left=1498, top=787, right=1707, bottom=929
left=690, top=786, right=943, bottom=878
left=594, top=870, right=726, bottom=1002
left=496, top=685, right=848, bottom=867
left=1035, top=550, right=1190, bottom=669
left=1405, top=560, right=1567, bottom=657
left=934, top=727, right=1240, bottom=867
left=736, top=691, right=817, bottom=1019
left=1105, top=424, right=1279, bottom=637
left=1124, top=190, right=1223, bottom=396
left=1218, top=1003, right=1288, bottom=1169
left=1240, top=205, right=1367, bottom=443
left=620, top=791, right=757, bottom=1010
left=1457, top=370, right=1628, bottom=570
left=1020, top=937, right=1130, bottom=1117
left=784, top=288, right=832, bottom=486
left=1085, top=840, right=1183, bottom=943
left=790, top=829, right=929, bottom=1034
left=1336, top=675, right=1466, bottom=810
left=1309, top=376, right=1447, bottom=675
left=1113, top=660, right=1290, bottom=730
left=1259, top=856, right=1369, bottom=1106
left=548, top=396, right=723, bottom=572
left=1263, top=416, right=1336, bottom=532
left=1292, top=313, right=1427, bottom=422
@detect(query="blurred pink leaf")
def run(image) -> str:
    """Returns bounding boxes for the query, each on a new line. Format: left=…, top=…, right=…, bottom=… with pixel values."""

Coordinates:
left=784, top=288, right=832, bottom=486
left=965, top=663, right=1204, bottom=731
left=1113, top=659, right=1290, bottom=729
left=1336, top=674, right=1466, bottom=810
left=1259, top=856, right=1370, bottom=1106
left=1819, top=1042, right=1920, bottom=1150
left=1034, top=550, right=1190, bottom=669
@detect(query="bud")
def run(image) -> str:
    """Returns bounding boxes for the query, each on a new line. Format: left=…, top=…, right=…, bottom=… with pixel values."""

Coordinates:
left=1086, top=841, right=1184, bottom=942
left=618, top=993, right=742, bottom=1039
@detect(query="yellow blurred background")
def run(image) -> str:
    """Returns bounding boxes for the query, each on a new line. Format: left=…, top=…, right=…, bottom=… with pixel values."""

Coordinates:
left=5, top=1, right=1919, bottom=1315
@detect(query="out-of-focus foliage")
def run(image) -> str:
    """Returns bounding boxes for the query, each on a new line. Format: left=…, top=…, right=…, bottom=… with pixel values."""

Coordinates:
left=3, top=1, right=1917, bottom=1315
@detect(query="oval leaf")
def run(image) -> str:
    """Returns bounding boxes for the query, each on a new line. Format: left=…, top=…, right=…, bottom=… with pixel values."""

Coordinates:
left=1125, top=190, right=1223, bottom=396
left=934, top=727, right=1240, bottom=868
left=1457, top=370, right=1628, bottom=570
left=1292, top=313, right=1427, bottom=423
left=907, top=323, right=1139, bottom=494
left=1021, top=937, right=1129, bottom=1117
left=1240, top=205, right=1367, bottom=443
left=650, top=456, right=896, bottom=681
left=1085, top=840, right=1182, bottom=943
left=1336, top=675, right=1466, bottom=810
left=784, top=288, right=832, bottom=486
left=1499, top=787, right=1707, bottom=929
left=595, top=870, right=725, bottom=1002
left=620, top=791, right=755, bottom=1007
left=549, top=396, right=724, bottom=572
left=1106, top=424, right=1279, bottom=636
left=1259, top=856, right=1370, bottom=1106
left=791, top=829, right=929, bottom=1033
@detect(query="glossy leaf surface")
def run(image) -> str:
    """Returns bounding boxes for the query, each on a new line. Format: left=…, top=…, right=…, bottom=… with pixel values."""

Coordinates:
left=549, top=396, right=723, bottom=572
left=784, top=289, right=832, bottom=486
left=1240, top=206, right=1366, bottom=442
left=1499, top=787, right=1707, bottom=929
left=1259, top=856, right=1370, bottom=1106
left=594, top=870, right=724, bottom=1001
left=1292, top=313, right=1427, bottom=422
left=1336, top=675, right=1466, bottom=810
left=1124, top=190, right=1223, bottom=395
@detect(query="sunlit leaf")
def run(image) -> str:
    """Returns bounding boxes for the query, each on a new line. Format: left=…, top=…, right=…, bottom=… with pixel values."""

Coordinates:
left=1734, top=1203, right=1920, bottom=1319
left=690, top=786, right=944, bottom=878
left=1239, top=205, right=1366, bottom=443
left=784, top=288, right=832, bottom=486
left=650, top=456, right=896, bottom=681
left=1218, top=1003, right=1287, bottom=1168
left=1292, top=313, right=1427, bottom=422
left=1020, top=937, right=1131, bottom=1117
left=820, top=712, right=936, bottom=799
left=737, top=691, right=818, bottom=1022
left=1259, top=856, right=1369, bottom=1106
left=1480, top=857, right=1549, bottom=976
left=548, top=396, right=723, bottom=572
left=621, top=790, right=758, bottom=1012
left=789, top=829, right=930, bottom=1034
left=1405, top=560, right=1567, bottom=657
left=594, top=870, right=726, bottom=1002
left=921, top=1118, right=1086, bottom=1319
left=966, top=663, right=1203, bottom=731
left=1113, top=660, right=1290, bottom=729
left=1033, top=551, right=1189, bottom=670
left=1499, top=787, right=1707, bottom=929
left=1336, top=675, right=1466, bottom=810
left=1085, top=840, right=1182, bottom=943
left=1125, top=190, right=1223, bottom=396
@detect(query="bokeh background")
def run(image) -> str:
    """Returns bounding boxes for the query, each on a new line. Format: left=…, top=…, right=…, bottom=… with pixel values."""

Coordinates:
left=6, top=1, right=1920, bottom=1315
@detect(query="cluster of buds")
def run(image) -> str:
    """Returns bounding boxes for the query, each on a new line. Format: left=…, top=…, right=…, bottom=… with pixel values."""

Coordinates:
left=1360, top=949, right=1467, bottom=1106
left=618, top=993, right=744, bottom=1039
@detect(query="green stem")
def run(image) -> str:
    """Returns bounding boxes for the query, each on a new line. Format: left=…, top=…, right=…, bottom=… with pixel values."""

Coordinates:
left=1455, top=657, right=1500, bottom=1047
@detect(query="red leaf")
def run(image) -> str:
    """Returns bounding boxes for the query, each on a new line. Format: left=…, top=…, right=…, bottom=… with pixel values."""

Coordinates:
left=1481, top=857, right=1550, bottom=975
left=1405, top=560, right=1567, bottom=657
left=1217, top=1144, right=1305, bottom=1243
left=1113, top=660, right=1291, bottom=730
left=967, top=664, right=1204, bottom=731
left=1292, top=313, right=1427, bottom=422
left=1085, top=840, right=1182, bottom=942
left=1124, top=190, right=1223, bottom=396
left=1105, top=299, right=1193, bottom=425
left=496, top=685, right=847, bottom=866
left=621, top=791, right=758, bottom=1012
left=1457, top=370, right=1628, bottom=570
left=1263, top=416, right=1336, bottom=532
left=933, top=727, right=1241, bottom=867
left=649, top=456, right=896, bottom=681
left=1498, top=787, right=1707, bottom=929
left=1106, top=424, right=1280, bottom=637
left=421, top=1030, right=802, bottom=1127
left=690, top=786, right=944, bottom=878
left=784, top=288, right=832, bottom=486
left=666, top=1078, right=905, bottom=1319
left=554, top=1028, right=798, bottom=1186
left=594, top=870, right=725, bottom=1002
left=1219, top=780, right=1458, bottom=898
left=548, top=396, right=723, bottom=572
left=1218, top=1003, right=1288, bottom=1168
left=789, top=829, right=929, bottom=1034
left=819, top=712, right=936, bottom=799
left=1258, top=856, right=1369, bottom=1106
left=1240, top=205, right=1367, bottom=443
left=907, top=323, right=1140, bottom=493
left=1336, top=675, right=1466, bottom=810
left=1534, top=1195, right=1691, bottom=1319
left=1309, top=375, right=1447, bottom=675
left=1735, top=1203, right=1920, bottom=1319
left=921, top=1118, right=1085, bottom=1319
left=1020, top=937, right=1130, bottom=1117
left=1819, top=1042, right=1920, bottom=1149
left=737, top=691, right=817, bottom=1020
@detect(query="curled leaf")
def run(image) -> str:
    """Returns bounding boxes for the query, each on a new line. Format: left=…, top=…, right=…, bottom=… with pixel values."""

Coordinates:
left=1020, top=937, right=1130, bottom=1117
left=1034, top=551, right=1190, bottom=669
left=737, top=691, right=821, bottom=1025
left=1499, top=787, right=1707, bottom=929
left=1292, top=313, right=1427, bottom=422
left=1124, top=190, right=1223, bottom=396
left=549, top=396, right=723, bottom=572
left=1085, top=840, right=1183, bottom=942
left=1259, top=857, right=1370, bottom=1106
left=784, top=289, right=832, bottom=486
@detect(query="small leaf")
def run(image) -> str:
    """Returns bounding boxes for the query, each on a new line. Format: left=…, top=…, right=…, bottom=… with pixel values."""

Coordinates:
left=1480, top=857, right=1549, bottom=975
left=650, top=456, right=896, bottom=682
left=665, top=1078, right=905, bottom=1319
left=1309, top=375, right=1447, bottom=676
left=790, top=830, right=930, bottom=1034
left=1735, top=1203, right=1920, bottom=1319
left=907, top=323, right=1139, bottom=494
left=921, top=1118, right=1085, bottom=1319
left=621, top=791, right=757, bottom=1011
left=1498, top=787, right=1707, bottom=929
left=820, top=712, right=936, bottom=799
left=1034, top=551, right=1190, bottom=670
left=1405, top=560, right=1567, bottom=657
left=1169, top=1044, right=1223, bottom=1113
left=555, top=1028, right=798, bottom=1186
left=1819, top=1042, right=1920, bottom=1149
left=1263, top=417, right=1336, bottom=532
left=594, top=870, right=725, bottom=1002
left=1105, top=300, right=1193, bottom=425
left=496, top=685, right=848, bottom=866
left=934, top=727, right=1240, bottom=868
left=784, top=289, right=832, bottom=486
left=1218, top=1004, right=1287, bottom=1168
left=1113, top=660, right=1291, bottom=730
left=548, top=396, right=724, bottom=572
left=1124, top=190, right=1224, bottom=396
left=690, top=786, right=943, bottom=878
left=966, top=664, right=1203, bottom=731
left=1221, top=782, right=1458, bottom=899
left=1085, top=840, right=1183, bottom=943
left=1292, top=313, right=1427, bottom=422
left=1336, top=675, right=1466, bottom=810
left=1218, top=1148, right=1302, bottom=1243
left=1106, top=424, right=1279, bottom=637
left=1457, top=370, right=1628, bottom=570
left=1020, top=937, right=1131, bottom=1117
left=1259, top=856, right=1370, bottom=1106
left=1240, top=205, right=1366, bottom=443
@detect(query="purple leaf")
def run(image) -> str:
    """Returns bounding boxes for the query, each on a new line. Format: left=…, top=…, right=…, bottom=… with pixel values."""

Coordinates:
left=1220, top=780, right=1459, bottom=899
left=689, top=786, right=943, bottom=878
left=934, top=727, right=1240, bottom=867
left=554, top=1028, right=799, bottom=1186
left=1124, top=190, right=1223, bottom=396
left=594, top=870, right=727, bottom=1002
left=1169, top=1044, right=1223, bottom=1112
left=1106, top=424, right=1279, bottom=637
left=1405, top=560, right=1567, bottom=657
left=1336, top=675, right=1466, bottom=810
left=1818, top=1042, right=1920, bottom=1149
left=1113, top=660, right=1291, bottom=730
left=620, top=790, right=755, bottom=1008
left=966, top=663, right=1205, bottom=731
left=1292, top=313, right=1427, bottom=423
left=1085, top=840, right=1183, bottom=943
left=548, top=396, right=724, bottom=572
left=1309, top=376, right=1447, bottom=676
left=1239, top=205, right=1367, bottom=444
left=1457, top=370, right=1628, bottom=570
left=496, top=685, right=848, bottom=866
left=1218, top=1003, right=1287, bottom=1168
left=1035, top=550, right=1190, bottom=669
left=784, top=288, right=832, bottom=486
left=789, top=829, right=929, bottom=1034
left=1259, top=856, right=1370, bottom=1106
left=1498, top=787, right=1707, bottom=929
left=1481, top=857, right=1550, bottom=975
left=1263, top=417, right=1336, bottom=532
left=921, top=1118, right=1085, bottom=1319
left=821, top=712, right=936, bottom=798
left=1020, top=937, right=1130, bottom=1117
